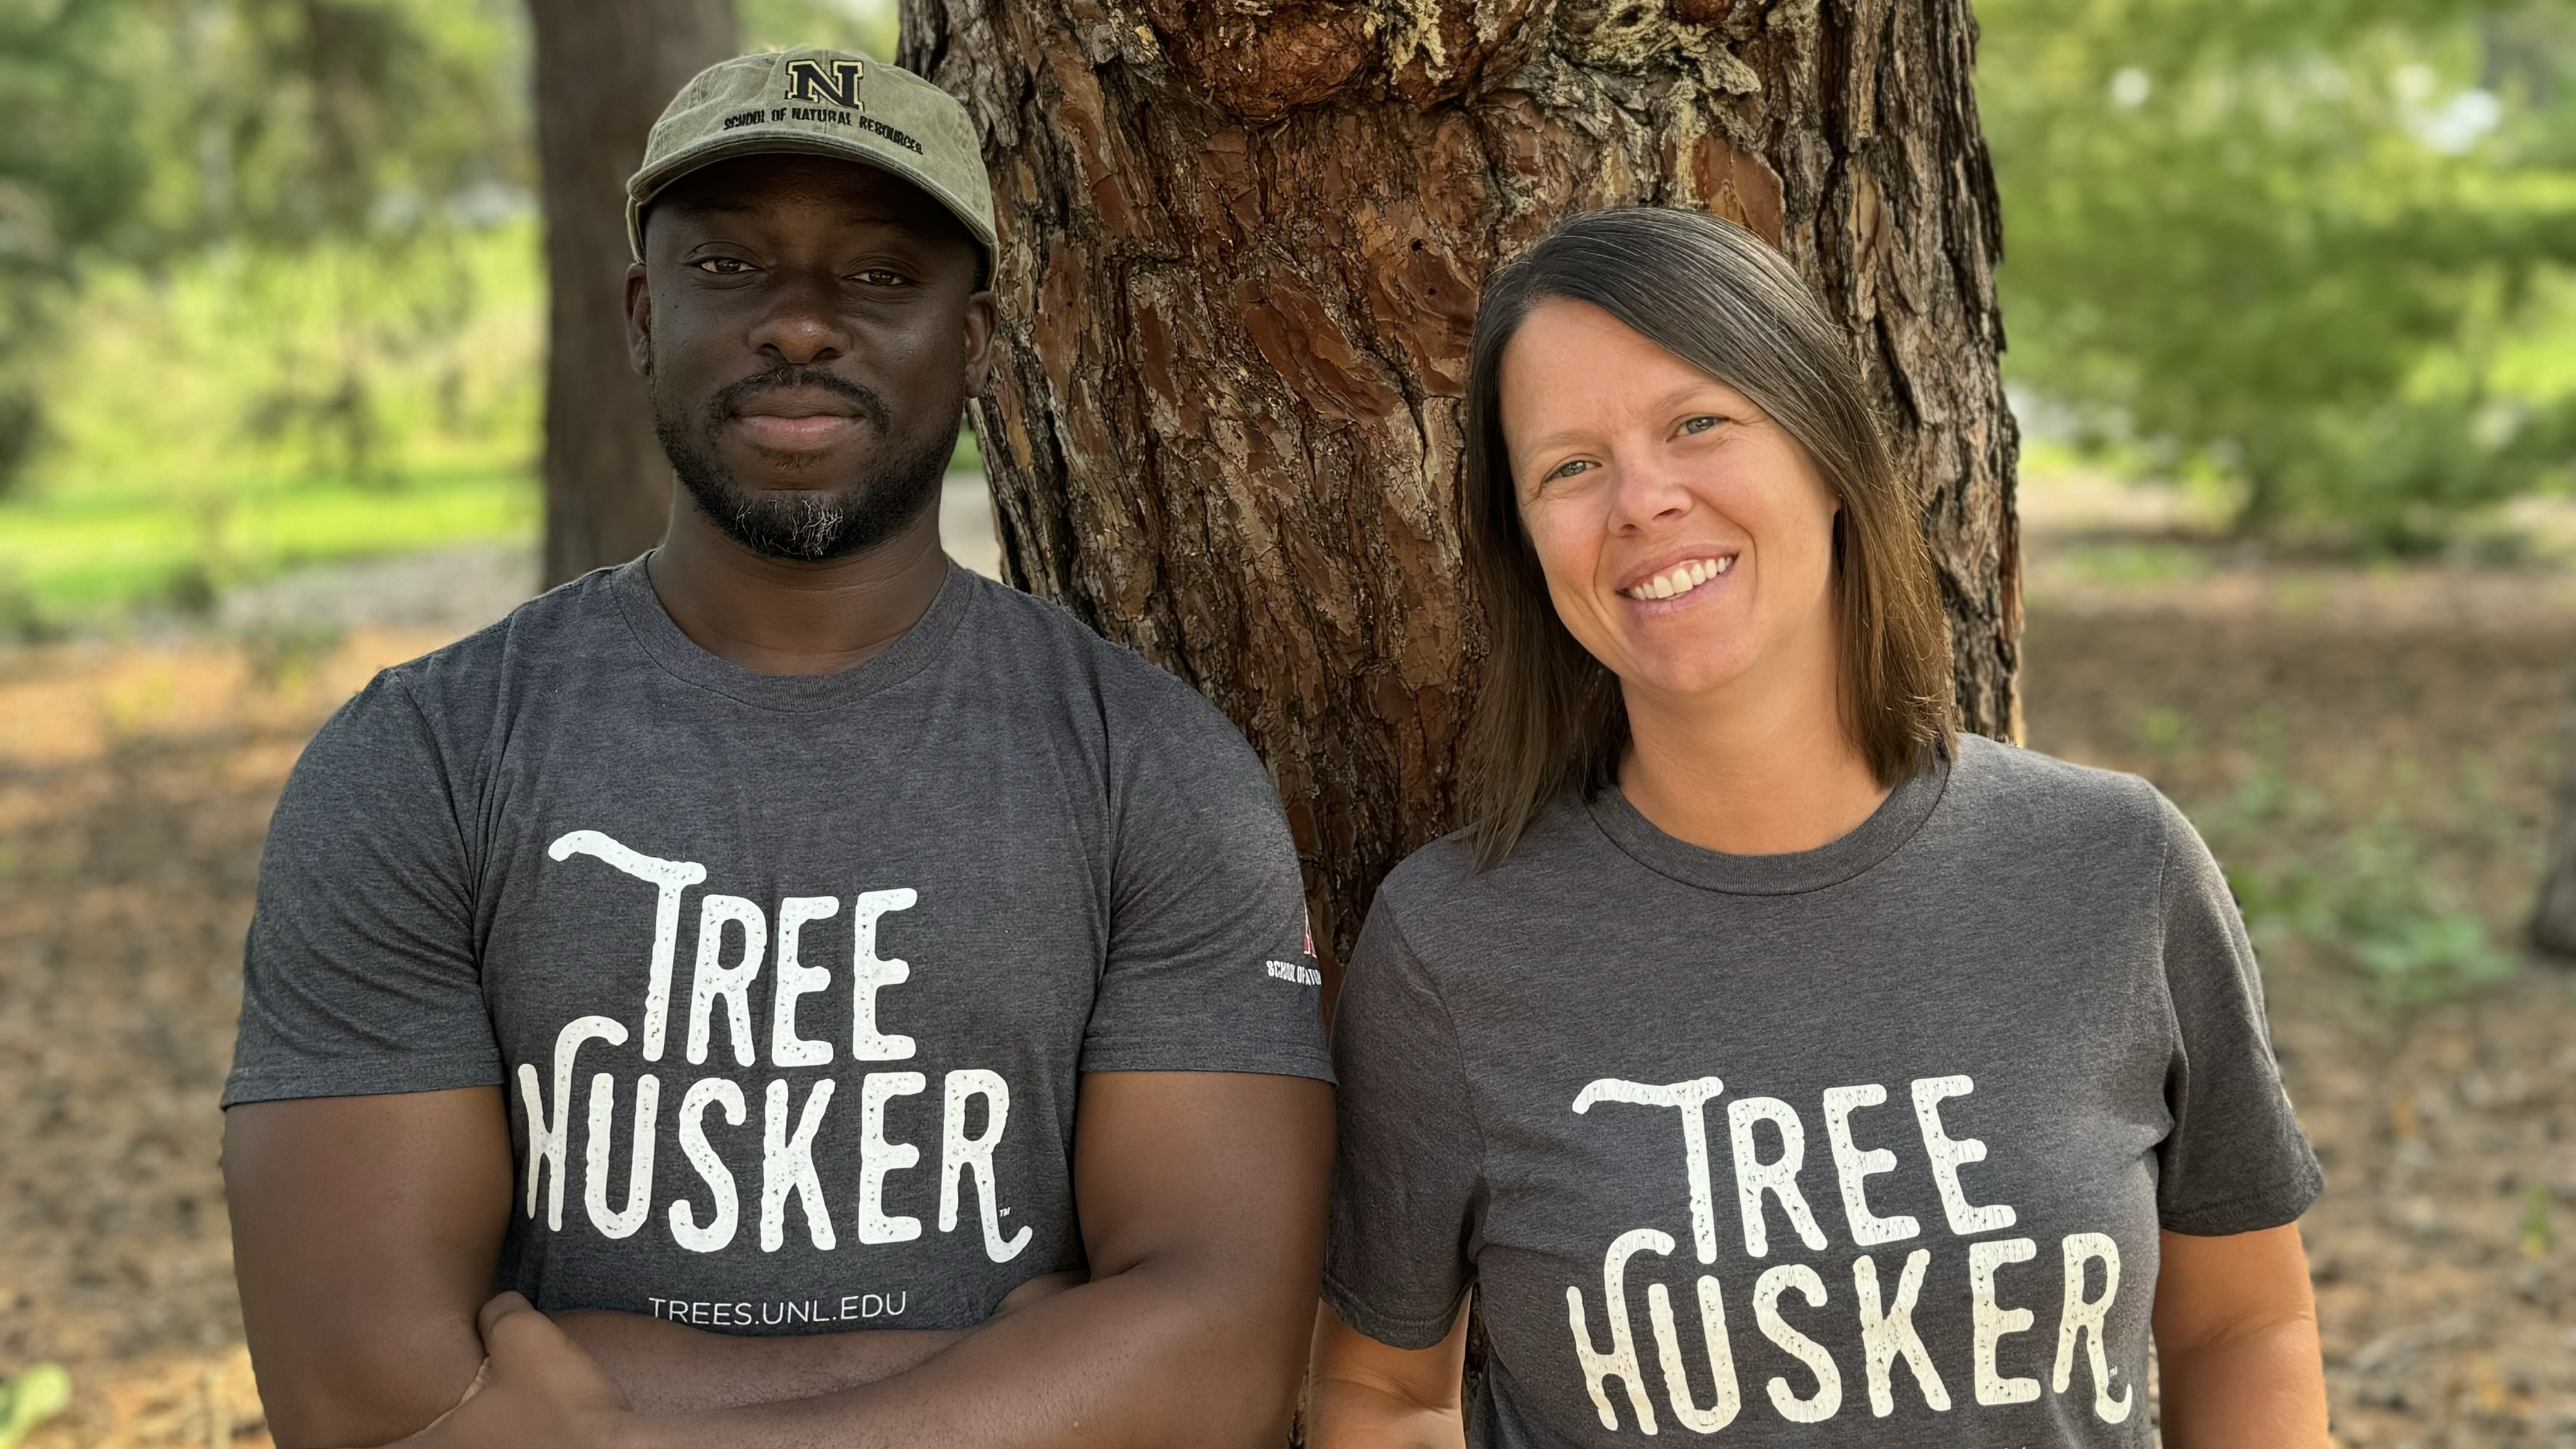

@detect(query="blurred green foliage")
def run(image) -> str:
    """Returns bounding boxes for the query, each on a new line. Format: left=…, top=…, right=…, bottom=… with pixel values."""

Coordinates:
left=0, top=214, right=544, bottom=627
left=742, top=0, right=894, bottom=58
left=0, top=1362, right=69, bottom=1449
left=0, top=0, right=532, bottom=471
left=0, top=0, right=541, bottom=630
left=0, top=0, right=899, bottom=628
left=2151, top=705, right=2523, bottom=1002
left=1983, top=0, right=2576, bottom=549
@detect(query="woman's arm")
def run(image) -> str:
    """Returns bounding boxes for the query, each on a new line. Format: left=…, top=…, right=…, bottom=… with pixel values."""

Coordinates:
left=1306, top=1299, right=1470, bottom=1449
left=2151, top=1223, right=2329, bottom=1448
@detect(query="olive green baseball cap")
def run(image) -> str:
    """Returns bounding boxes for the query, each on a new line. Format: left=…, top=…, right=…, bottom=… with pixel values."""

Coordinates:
left=626, top=48, right=996, bottom=272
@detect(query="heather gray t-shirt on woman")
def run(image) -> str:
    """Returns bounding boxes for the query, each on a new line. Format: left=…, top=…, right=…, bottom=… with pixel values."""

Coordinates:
left=1325, top=734, right=2321, bottom=1448
left=226, top=558, right=1331, bottom=1332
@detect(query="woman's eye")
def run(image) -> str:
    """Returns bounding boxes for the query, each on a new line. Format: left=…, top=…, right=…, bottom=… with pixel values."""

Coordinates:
left=1680, top=414, right=1723, bottom=435
left=1544, top=458, right=1593, bottom=482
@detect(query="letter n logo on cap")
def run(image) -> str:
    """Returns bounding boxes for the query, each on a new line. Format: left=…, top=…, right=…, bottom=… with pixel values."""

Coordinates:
left=784, top=57, right=864, bottom=109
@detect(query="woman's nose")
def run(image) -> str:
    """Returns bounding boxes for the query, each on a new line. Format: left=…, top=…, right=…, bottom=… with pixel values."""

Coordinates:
left=1608, top=453, right=1694, bottom=529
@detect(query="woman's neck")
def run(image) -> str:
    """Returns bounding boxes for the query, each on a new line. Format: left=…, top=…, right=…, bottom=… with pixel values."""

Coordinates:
left=1616, top=646, right=1890, bottom=857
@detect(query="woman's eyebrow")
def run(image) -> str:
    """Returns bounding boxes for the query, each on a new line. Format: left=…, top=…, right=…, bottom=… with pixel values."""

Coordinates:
left=1520, top=385, right=1738, bottom=451
left=1649, top=382, right=1738, bottom=414
left=1517, top=426, right=1594, bottom=453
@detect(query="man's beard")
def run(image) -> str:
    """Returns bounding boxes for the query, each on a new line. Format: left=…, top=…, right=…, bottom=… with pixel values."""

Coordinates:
left=652, top=362, right=961, bottom=563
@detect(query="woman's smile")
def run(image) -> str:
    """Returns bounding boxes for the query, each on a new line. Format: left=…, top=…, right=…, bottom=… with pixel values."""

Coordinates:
left=1616, top=552, right=1737, bottom=605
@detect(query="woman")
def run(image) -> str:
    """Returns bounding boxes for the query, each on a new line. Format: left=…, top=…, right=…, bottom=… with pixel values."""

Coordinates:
left=1311, top=209, right=2328, bottom=1448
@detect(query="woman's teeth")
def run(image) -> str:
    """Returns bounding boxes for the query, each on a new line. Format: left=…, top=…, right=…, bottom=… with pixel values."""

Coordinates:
left=1622, top=556, right=1733, bottom=601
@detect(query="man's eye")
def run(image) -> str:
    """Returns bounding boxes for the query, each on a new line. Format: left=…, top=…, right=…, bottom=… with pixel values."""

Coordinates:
left=693, top=257, right=754, bottom=275
left=851, top=268, right=912, bottom=287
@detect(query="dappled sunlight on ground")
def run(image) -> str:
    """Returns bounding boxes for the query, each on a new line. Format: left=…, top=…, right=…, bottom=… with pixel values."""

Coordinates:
left=0, top=628, right=457, bottom=771
left=2, top=628, right=456, bottom=1449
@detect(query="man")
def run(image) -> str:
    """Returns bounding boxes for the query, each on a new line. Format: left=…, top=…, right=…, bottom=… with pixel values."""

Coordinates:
left=221, top=49, right=1334, bottom=1448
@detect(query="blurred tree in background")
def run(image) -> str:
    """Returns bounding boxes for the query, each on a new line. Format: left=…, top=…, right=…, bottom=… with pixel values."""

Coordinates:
left=525, top=0, right=732, bottom=584
left=1984, top=0, right=2576, bottom=549
left=0, top=0, right=530, bottom=491
left=0, top=0, right=889, bottom=625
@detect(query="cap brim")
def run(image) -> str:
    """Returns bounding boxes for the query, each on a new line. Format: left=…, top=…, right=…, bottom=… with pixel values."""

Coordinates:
left=625, top=132, right=998, bottom=272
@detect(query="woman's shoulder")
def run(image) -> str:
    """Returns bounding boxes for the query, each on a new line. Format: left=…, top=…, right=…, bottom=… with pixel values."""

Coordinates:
left=1942, top=731, right=2180, bottom=857
left=1370, top=794, right=1599, bottom=939
left=1372, top=828, right=1479, bottom=924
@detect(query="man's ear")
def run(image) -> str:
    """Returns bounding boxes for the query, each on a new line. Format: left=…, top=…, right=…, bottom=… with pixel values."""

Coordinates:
left=624, top=262, right=652, bottom=376
left=961, top=288, right=999, bottom=397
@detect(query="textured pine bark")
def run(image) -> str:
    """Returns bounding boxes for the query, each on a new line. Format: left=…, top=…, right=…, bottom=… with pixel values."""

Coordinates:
left=905, top=0, right=2020, bottom=974
left=527, top=0, right=737, bottom=585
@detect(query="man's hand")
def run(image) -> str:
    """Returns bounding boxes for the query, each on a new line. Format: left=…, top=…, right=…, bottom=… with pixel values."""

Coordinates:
left=398, top=1295, right=633, bottom=1449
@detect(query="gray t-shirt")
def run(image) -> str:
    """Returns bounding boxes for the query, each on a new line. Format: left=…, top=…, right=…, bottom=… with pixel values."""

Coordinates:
left=226, top=557, right=1331, bottom=1332
left=1325, top=734, right=2320, bottom=1447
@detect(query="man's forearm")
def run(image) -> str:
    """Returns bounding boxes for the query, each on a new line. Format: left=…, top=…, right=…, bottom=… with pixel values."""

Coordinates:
left=634, top=1257, right=1304, bottom=1449
left=554, top=1312, right=963, bottom=1414
left=403, top=1077, right=1334, bottom=1449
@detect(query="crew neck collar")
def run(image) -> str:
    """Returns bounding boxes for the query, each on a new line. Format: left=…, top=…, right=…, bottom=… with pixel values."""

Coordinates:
left=1585, top=746, right=1953, bottom=896
left=609, top=552, right=977, bottom=712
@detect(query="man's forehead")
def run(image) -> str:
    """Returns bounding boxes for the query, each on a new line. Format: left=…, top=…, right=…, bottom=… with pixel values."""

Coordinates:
left=658, top=153, right=952, bottom=231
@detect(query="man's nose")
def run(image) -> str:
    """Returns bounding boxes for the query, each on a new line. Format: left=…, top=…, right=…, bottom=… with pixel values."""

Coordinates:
left=747, top=271, right=851, bottom=364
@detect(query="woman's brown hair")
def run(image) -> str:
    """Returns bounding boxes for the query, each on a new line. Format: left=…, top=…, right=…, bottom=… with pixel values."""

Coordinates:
left=1462, top=207, right=1957, bottom=868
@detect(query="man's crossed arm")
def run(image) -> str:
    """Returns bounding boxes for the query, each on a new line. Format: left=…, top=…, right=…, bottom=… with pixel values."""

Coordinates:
left=224, top=1071, right=1332, bottom=1448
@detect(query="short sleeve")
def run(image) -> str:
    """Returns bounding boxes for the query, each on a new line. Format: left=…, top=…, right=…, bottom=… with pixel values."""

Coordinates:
left=1323, top=902, right=1482, bottom=1350
left=221, top=674, right=500, bottom=1106
left=2151, top=792, right=2324, bottom=1234
left=1075, top=673, right=1332, bottom=1080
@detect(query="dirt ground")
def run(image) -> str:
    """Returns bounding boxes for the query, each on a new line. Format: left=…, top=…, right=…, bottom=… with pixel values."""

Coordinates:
left=3, top=480, right=2574, bottom=1447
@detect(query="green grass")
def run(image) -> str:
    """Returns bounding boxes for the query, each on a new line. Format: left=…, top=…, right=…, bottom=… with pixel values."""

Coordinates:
left=0, top=464, right=534, bottom=617
left=1, top=219, right=543, bottom=627
left=2060, top=540, right=2214, bottom=586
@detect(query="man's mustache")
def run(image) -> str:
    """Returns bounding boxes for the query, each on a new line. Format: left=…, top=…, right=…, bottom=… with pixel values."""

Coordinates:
left=712, top=366, right=893, bottom=433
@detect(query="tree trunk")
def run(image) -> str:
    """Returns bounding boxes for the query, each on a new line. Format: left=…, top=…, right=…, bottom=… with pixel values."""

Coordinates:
left=2532, top=688, right=2576, bottom=959
left=905, top=0, right=2020, bottom=978
left=527, top=0, right=737, bottom=586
